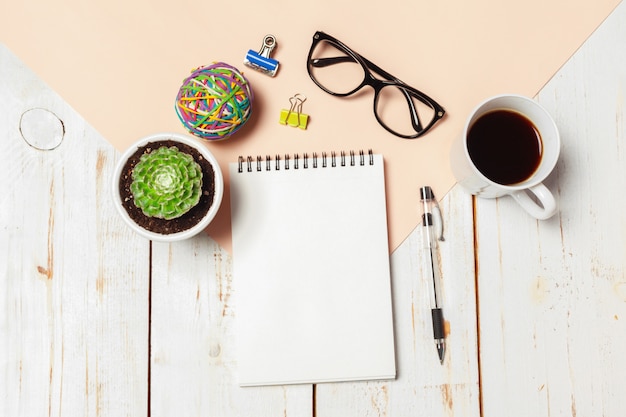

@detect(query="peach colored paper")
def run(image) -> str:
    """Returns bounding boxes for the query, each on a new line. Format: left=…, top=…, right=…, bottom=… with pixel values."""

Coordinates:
left=2, top=0, right=620, bottom=253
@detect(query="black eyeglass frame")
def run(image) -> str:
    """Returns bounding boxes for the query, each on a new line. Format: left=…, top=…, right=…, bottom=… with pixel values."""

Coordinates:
left=306, top=31, right=446, bottom=139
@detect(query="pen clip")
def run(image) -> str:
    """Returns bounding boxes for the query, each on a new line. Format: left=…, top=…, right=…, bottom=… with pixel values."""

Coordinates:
left=433, top=204, right=445, bottom=242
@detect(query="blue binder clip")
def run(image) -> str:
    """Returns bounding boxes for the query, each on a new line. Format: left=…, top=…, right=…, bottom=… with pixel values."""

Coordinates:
left=244, top=35, right=279, bottom=77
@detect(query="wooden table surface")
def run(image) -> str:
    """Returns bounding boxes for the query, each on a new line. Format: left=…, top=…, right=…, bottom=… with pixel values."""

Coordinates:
left=2, top=2, right=625, bottom=416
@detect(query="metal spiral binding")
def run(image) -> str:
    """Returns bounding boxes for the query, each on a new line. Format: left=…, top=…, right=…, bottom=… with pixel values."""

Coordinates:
left=237, top=150, right=374, bottom=173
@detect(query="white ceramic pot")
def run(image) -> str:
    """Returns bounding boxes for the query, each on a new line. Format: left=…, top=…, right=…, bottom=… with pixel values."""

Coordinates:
left=111, top=132, right=224, bottom=242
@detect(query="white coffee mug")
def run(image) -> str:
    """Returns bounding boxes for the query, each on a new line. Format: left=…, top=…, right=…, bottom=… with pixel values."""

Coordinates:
left=450, top=94, right=560, bottom=219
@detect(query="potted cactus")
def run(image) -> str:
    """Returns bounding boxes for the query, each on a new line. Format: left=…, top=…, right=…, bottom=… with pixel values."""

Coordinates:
left=112, top=132, right=223, bottom=242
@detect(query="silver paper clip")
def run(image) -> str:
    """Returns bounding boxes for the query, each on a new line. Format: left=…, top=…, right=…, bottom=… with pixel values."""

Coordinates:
left=279, top=94, right=308, bottom=129
left=244, top=34, right=280, bottom=77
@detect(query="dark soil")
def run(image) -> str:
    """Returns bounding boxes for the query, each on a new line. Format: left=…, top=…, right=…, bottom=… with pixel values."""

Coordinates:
left=118, top=140, right=215, bottom=235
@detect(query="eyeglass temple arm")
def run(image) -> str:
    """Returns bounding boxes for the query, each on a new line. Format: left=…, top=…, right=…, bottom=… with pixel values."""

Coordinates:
left=310, top=57, right=344, bottom=67
left=405, top=92, right=424, bottom=132
left=310, top=56, right=400, bottom=83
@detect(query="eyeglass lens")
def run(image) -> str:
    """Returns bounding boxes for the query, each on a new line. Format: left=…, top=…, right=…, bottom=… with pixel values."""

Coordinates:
left=308, top=39, right=364, bottom=95
left=308, top=38, right=439, bottom=138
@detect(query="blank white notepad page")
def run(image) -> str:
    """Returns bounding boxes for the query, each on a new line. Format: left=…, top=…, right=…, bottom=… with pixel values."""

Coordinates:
left=230, top=152, right=396, bottom=386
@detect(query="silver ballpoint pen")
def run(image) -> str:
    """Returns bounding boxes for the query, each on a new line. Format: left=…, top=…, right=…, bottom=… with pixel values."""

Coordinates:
left=419, top=186, right=446, bottom=364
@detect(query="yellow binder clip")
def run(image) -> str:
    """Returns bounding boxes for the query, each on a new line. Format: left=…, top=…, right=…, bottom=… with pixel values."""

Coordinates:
left=279, top=94, right=309, bottom=130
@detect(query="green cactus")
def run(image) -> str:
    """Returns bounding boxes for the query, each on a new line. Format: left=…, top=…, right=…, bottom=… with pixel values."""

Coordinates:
left=130, top=146, right=203, bottom=220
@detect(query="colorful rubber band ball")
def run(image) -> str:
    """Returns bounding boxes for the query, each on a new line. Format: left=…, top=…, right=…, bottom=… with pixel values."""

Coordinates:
left=175, top=62, right=253, bottom=141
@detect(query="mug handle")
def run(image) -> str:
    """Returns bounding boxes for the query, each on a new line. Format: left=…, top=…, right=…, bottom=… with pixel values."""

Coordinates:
left=510, top=183, right=558, bottom=220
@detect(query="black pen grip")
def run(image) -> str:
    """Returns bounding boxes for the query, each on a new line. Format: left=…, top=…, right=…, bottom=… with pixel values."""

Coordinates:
left=431, top=308, right=445, bottom=339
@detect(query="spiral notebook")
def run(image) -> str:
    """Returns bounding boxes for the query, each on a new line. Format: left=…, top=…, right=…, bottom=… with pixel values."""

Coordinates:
left=230, top=150, right=396, bottom=386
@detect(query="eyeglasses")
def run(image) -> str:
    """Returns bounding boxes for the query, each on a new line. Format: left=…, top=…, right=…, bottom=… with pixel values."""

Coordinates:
left=306, top=31, right=445, bottom=139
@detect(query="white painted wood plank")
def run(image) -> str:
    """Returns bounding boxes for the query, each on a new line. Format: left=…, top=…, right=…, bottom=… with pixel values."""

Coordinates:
left=0, top=44, right=150, bottom=417
left=315, top=184, right=480, bottom=417
left=150, top=236, right=313, bottom=417
left=3, top=1, right=624, bottom=415
left=476, top=2, right=626, bottom=416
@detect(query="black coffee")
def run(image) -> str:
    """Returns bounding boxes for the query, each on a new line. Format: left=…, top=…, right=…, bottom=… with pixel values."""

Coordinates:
left=467, top=109, right=542, bottom=185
